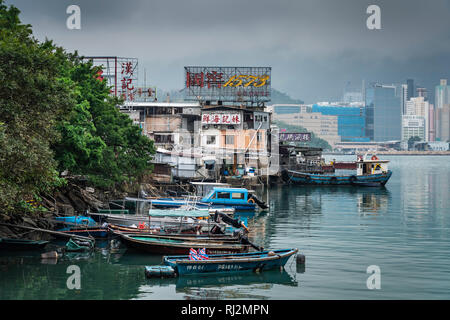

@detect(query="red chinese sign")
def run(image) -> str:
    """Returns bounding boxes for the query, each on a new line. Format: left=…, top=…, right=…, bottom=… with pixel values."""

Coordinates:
left=185, top=66, right=271, bottom=103
left=202, top=113, right=241, bottom=125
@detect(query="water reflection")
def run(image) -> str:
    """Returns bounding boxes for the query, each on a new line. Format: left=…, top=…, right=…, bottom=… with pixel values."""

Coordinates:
left=137, top=269, right=298, bottom=300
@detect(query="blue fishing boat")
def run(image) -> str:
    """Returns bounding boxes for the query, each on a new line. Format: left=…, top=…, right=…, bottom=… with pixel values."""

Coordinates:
left=150, top=188, right=267, bottom=211
left=162, top=248, right=299, bottom=275
left=285, top=154, right=392, bottom=186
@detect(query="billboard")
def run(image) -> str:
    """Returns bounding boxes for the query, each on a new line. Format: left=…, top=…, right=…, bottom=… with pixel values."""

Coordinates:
left=184, top=66, right=271, bottom=104
left=84, top=56, right=140, bottom=102
left=279, top=132, right=311, bottom=142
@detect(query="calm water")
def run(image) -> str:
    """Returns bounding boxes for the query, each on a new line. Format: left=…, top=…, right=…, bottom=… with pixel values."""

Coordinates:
left=1, top=155, right=449, bottom=300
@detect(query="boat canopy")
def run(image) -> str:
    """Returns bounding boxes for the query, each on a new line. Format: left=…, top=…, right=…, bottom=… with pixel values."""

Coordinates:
left=147, top=209, right=210, bottom=218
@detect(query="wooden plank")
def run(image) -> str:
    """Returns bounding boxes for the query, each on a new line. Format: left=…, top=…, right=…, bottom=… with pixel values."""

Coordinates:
left=0, top=222, right=95, bottom=242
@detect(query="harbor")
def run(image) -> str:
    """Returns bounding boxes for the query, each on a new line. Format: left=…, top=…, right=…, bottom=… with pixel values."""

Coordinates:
left=1, top=0, right=450, bottom=306
left=1, top=155, right=450, bottom=299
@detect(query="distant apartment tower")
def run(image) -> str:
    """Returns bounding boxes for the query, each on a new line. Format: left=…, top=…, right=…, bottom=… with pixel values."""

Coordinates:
left=406, top=79, right=415, bottom=100
left=435, top=79, right=450, bottom=109
left=402, top=97, right=430, bottom=141
left=435, top=79, right=450, bottom=141
left=365, top=84, right=402, bottom=141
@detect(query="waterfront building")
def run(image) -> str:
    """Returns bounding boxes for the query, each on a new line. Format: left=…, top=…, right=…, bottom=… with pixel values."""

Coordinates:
left=365, top=83, right=402, bottom=141
left=121, top=101, right=202, bottom=150
left=199, top=105, right=271, bottom=174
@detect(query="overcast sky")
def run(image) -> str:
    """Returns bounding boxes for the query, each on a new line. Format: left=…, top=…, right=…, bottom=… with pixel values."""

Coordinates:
left=6, top=0, right=450, bottom=103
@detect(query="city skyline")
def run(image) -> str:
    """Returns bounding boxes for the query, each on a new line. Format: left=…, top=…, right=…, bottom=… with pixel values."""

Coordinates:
left=6, top=0, right=450, bottom=104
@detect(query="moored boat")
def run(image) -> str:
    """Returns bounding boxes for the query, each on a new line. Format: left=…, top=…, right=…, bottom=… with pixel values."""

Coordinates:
left=118, top=233, right=251, bottom=255
left=284, top=154, right=392, bottom=186
left=162, top=248, right=299, bottom=275
left=0, top=238, right=49, bottom=251
left=150, top=188, right=268, bottom=211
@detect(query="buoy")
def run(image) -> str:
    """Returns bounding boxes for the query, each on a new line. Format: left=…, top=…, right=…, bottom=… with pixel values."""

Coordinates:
left=296, top=254, right=306, bottom=265
left=144, top=266, right=176, bottom=278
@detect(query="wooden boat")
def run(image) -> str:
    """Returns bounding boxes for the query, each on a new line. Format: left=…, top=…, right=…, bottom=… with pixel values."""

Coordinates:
left=162, top=248, right=299, bottom=275
left=0, top=238, right=49, bottom=251
left=118, top=233, right=251, bottom=255
left=284, top=154, right=392, bottom=186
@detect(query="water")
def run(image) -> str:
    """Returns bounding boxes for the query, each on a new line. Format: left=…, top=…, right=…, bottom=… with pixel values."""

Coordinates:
left=1, top=155, right=449, bottom=300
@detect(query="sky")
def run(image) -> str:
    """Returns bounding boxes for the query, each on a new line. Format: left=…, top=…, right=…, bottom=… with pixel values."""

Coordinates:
left=6, top=0, right=450, bottom=103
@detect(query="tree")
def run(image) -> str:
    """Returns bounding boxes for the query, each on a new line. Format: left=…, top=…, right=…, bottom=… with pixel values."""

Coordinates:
left=0, top=1, right=155, bottom=215
left=0, top=1, right=72, bottom=213
left=52, top=58, right=155, bottom=189
left=407, top=136, right=421, bottom=150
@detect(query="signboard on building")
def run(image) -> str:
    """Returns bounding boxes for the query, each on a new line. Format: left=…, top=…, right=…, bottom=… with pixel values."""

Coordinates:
left=279, top=132, right=311, bottom=142
left=184, top=66, right=271, bottom=104
left=83, top=56, right=140, bottom=102
left=202, top=112, right=241, bottom=125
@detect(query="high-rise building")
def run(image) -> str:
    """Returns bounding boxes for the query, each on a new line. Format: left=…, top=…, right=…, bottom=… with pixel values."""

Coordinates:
left=435, top=79, right=450, bottom=141
left=404, top=96, right=430, bottom=141
left=365, top=84, right=402, bottom=141
left=406, top=79, right=415, bottom=100
left=400, top=84, right=408, bottom=115
left=436, top=104, right=450, bottom=142
left=312, top=104, right=368, bottom=142
left=435, top=79, right=450, bottom=109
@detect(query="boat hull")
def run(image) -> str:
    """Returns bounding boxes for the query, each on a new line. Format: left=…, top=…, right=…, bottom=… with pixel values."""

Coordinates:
left=286, top=170, right=392, bottom=186
left=163, top=248, right=298, bottom=275
left=118, top=234, right=250, bottom=255
left=0, top=238, right=49, bottom=251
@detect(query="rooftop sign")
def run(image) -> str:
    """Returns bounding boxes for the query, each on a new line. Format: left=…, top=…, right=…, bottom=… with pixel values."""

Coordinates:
left=184, top=66, right=271, bottom=104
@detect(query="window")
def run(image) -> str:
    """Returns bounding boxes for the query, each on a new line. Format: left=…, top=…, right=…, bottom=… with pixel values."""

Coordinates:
left=231, top=192, right=245, bottom=200
left=206, top=135, right=216, bottom=145
left=217, top=192, right=230, bottom=199
left=225, top=135, right=235, bottom=145
left=154, top=134, right=174, bottom=143
left=257, top=132, right=262, bottom=143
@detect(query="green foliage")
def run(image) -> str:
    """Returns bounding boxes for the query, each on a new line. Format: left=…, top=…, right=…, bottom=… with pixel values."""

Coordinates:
left=0, top=1, right=155, bottom=214
left=273, top=120, right=332, bottom=150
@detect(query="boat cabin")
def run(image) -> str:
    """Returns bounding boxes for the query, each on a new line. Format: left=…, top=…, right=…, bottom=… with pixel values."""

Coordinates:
left=356, top=155, right=389, bottom=176
left=201, top=188, right=250, bottom=204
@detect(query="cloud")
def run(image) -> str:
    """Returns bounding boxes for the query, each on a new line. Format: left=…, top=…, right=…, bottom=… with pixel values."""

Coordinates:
left=6, top=0, right=450, bottom=103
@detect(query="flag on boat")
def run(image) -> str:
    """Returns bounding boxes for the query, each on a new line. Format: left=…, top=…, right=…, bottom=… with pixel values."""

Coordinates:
left=198, top=248, right=209, bottom=260
left=189, top=248, right=199, bottom=260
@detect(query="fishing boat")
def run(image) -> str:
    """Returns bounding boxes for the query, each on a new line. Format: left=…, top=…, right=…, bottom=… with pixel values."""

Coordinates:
left=150, top=188, right=268, bottom=211
left=284, top=154, right=392, bottom=186
left=118, top=233, right=251, bottom=255
left=0, top=238, right=49, bottom=251
left=162, top=248, right=299, bottom=275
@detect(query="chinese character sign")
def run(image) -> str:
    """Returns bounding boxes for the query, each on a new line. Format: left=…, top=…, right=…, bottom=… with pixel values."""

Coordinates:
left=202, top=113, right=241, bottom=125
left=279, top=133, right=311, bottom=142
left=185, top=66, right=271, bottom=103
left=119, top=59, right=138, bottom=101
